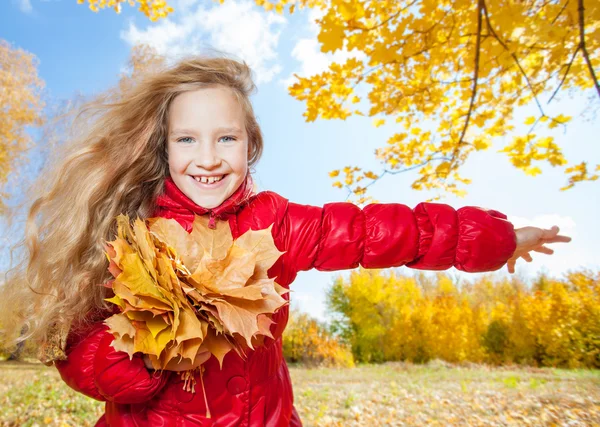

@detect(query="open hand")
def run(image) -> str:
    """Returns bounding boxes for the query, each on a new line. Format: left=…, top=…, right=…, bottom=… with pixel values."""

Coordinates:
left=507, top=225, right=571, bottom=274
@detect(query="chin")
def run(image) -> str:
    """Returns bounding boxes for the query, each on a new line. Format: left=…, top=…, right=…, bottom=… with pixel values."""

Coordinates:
left=191, top=197, right=224, bottom=209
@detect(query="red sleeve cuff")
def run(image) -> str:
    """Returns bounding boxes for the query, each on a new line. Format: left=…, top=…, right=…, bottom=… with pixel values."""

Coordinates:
left=55, top=323, right=107, bottom=401
left=454, top=207, right=517, bottom=272
left=55, top=322, right=171, bottom=404
left=93, top=326, right=172, bottom=404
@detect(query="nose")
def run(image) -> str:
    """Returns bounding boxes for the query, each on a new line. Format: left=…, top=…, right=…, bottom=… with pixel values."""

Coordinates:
left=194, top=142, right=222, bottom=170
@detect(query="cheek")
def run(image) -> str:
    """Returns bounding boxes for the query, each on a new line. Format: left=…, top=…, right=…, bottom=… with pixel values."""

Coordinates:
left=236, top=152, right=248, bottom=171
left=235, top=143, right=249, bottom=172
left=167, top=145, right=187, bottom=173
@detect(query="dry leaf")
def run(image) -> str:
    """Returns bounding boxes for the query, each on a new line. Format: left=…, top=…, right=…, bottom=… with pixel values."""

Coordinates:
left=104, top=214, right=288, bottom=372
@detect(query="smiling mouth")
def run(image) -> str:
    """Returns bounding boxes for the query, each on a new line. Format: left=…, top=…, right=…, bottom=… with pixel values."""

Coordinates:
left=190, top=174, right=228, bottom=185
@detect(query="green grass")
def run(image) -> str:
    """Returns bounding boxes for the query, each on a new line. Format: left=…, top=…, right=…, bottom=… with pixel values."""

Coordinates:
left=0, top=361, right=102, bottom=426
left=1, top=359, right=599, bottom=426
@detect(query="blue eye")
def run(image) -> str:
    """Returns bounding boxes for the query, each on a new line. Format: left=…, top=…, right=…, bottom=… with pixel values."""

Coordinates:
left=219, top=136, right=236, bottom=143
left=177, top=137, right=194, bottom=143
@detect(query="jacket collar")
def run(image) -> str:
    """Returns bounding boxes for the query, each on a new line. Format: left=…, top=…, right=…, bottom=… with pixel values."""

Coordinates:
left=153, top=174, right=255, bottom=229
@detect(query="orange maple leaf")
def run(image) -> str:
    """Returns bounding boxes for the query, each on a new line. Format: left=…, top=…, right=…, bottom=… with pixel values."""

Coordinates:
left=104, top=214, right=288, bottom=371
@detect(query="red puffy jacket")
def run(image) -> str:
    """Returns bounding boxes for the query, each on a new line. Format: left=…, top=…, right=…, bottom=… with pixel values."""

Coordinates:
left=55, top=175, right=516, bottom=426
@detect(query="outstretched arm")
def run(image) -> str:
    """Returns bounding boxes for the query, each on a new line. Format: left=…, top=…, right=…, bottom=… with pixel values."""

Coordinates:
left=280, top=199, right=517, bottom=274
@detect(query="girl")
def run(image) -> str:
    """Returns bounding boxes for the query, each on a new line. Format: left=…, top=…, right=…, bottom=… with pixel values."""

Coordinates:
left=1, top=56, right=570, bottom=427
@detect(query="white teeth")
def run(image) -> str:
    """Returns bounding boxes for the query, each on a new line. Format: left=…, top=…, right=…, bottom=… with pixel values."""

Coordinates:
left=194, top=175, right=223, bottom=184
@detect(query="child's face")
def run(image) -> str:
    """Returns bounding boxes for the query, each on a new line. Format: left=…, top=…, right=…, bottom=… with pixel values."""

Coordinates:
left=167, top=86, right=249, bottom=209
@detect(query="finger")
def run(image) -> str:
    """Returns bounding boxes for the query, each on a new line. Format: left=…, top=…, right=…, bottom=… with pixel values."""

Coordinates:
left=507, top=259, right=516, bottom=274
left=543, top=234, right=572, bottom=244
left=541, top=226, right=560, bottom=238
left=533, top=245, right=554, bottom=255
left=522, top=253, right=533, bottom=262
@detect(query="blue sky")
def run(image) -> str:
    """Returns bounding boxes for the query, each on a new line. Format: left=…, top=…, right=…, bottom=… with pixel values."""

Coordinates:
left=2, top=0, right=599, bottom=321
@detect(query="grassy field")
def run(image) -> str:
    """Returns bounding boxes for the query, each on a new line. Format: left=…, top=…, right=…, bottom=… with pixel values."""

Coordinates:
left=1, top=359, right=598, bottom=426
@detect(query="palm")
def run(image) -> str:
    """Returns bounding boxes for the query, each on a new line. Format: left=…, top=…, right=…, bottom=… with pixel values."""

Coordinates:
left=507, top=225, right=571, bottom=274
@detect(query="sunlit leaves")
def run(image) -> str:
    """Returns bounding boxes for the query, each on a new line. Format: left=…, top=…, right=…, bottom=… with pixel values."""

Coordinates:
left=283, top=308, right=354, bottom=367
left=561, top=162, right=600, bottom=190
left=74, top=0, right=599, bottom=197
left=77, top=0, right=174, bottom=21
left=263, top=0, right=598, bottom=198
left=500, top=134, right=568, bottom=174
left=327, top=267, right=600, bottom=368
left=289, top=58, right=365, bottom=122
left=0, top=40, right=45, bottom=212
left=104, top=214, right=287, bottom=370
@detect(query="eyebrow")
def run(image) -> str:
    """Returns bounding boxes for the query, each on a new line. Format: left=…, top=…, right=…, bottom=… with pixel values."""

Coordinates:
left=169, top=128, right=197, bottom=137
left=169, top=127, right=244, bottom=137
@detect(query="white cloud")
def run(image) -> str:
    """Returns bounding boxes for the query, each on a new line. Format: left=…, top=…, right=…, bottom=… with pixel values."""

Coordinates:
left=508, top=214, right=576, bottom=235
left=14, top=0, right=32, bottom=13
left=282, top=8, right=366, bottom=87
left=120, top=0, right=286, bottom=84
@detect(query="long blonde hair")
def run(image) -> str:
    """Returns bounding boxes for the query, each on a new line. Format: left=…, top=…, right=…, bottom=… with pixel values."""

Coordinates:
left=0, top=56, right=264, bottom=347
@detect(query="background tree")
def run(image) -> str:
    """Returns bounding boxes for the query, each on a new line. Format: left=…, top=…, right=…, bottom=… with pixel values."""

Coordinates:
left=116, top=44, right=166, bottom=97
left=0, top=40, right=45, bottom=213
left=80, top=0, right=599, bottom=202
left=283, top=307, right=354, bottom=367
left=1, top=43, right=163, bottom=226
left=0, top=44, right=163, bottom=360
left=327, top=267, right=599, bottom=367
left=273, top=0, right=600, bottom=201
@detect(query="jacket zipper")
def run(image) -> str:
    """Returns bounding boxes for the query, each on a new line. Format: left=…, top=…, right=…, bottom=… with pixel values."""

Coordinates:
left=207, top=210, right=217, bottom=229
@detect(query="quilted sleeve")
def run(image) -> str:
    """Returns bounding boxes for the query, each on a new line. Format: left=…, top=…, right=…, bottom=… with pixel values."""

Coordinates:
left=55, top=322, right=171, bottom=404
left=280, top=200, right=516, bottom=274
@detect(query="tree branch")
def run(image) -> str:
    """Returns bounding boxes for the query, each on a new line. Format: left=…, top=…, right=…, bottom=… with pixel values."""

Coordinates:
left=347, top=1, right=417, bottom=32
left=577, top=0, right=600, bottom=99
left=482, top=1, right=546, bottom=117
left=551, top=0, right=570, bottom=25
left=343, top=155, right=451, bottom=201
left=548, top=45, right=580, bottom=104
left=448, top=0, right=484, bottom=169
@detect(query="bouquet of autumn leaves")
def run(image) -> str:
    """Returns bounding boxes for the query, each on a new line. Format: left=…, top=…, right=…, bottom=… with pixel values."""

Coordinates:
left=102, top=214, right=288, bottom=374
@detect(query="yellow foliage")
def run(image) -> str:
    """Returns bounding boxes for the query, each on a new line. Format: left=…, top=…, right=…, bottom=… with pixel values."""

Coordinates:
left=283, top=308, right=354, bottom=367
left=250, top=0, right=598, bottom=199
left=0, top=40, right=45, bottom=212
left=78, top=0, right=174, bottom=21
left=105, top=214, right=287, bottom=370
left=561, top=161, right=599, bottom=190
left=327, top=268, right=600, bottom=368
left=117, top=44, right=166, bottom=97
left=73, top=0, right=599, bottom=196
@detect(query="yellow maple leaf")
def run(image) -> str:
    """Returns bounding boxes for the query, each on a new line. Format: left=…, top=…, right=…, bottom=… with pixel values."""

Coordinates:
left=318, top=23, right=345, bottom=53
left=104, top=213, right=288, bottom=372
left=202, top=328, right=234, bottom=369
